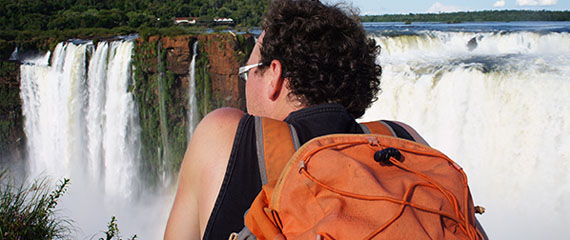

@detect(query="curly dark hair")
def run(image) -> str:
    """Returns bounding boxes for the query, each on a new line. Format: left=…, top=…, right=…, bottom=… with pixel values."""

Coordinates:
left=260, top=0, right=382, bottom=118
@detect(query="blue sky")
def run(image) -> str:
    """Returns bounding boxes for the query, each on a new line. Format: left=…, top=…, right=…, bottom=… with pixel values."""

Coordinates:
left=342, top=0, right=570, bottom=15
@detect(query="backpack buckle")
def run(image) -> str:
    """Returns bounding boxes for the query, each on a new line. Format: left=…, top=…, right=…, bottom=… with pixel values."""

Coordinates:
left=298, top=160, right=306, bottom=172
left=366, top=136, right=379, bottom=146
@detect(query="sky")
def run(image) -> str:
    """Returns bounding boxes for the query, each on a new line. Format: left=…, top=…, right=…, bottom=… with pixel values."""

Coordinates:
left=339, top=0, right=570, bottom=15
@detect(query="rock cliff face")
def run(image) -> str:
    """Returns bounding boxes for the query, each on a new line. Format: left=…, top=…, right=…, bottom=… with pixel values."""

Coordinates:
left=132, top=33, right=254, bottom=186
left=137, top=33, right=252, bottom=112
left=158, top=33, right=252, bottom=110
left=198, top=33, right=251, bottom=110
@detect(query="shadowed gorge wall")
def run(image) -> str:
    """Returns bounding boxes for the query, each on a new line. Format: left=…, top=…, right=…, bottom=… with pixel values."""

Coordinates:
left=0, top=61, right=24, bottom=166
left=131, top=33, right=253, bottom=188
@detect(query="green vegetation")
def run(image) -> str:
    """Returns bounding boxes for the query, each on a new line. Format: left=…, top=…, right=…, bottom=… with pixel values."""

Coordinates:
left=158, top=41, right=189, bottom=179
left=234, top=34, right=255, bottom=66
left=132, top=38, right=163, bottom=188
left=0, top=0, right=266, bottom=30
left=99, top=216, right=137, bottom=240
left=195, top=40, right=214, bottom=120
left=131, top=33, right=253, bottom=185
left=0, top=171, right=72, bottom=239
left=0, top=0, right=266, bottom=54
left=132, top=37, right=198, bottom=187
left=0, top=0, right=266, bottom=35
left=0, top=171, right=138, bottom=239
left=0, top=61, right=23, bottom=157
left=0, top=40, right=15, bottom=60
left=361, top=10, right=570, bottom=23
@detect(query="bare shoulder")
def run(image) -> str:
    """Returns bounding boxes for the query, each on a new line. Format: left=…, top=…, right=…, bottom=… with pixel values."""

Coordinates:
left=391, top=121, right=430, bottom=147
left=189, top=107, right=245, bottom=168
left=165, top=107, right=244, bottom=239
left=194, top=107, right=245, bottom=137
left=184, top=107, right=245, bottom=182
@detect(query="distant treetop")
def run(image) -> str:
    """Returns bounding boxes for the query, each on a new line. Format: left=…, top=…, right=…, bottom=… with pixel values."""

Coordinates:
left=360, top=10, right=570, bottom=23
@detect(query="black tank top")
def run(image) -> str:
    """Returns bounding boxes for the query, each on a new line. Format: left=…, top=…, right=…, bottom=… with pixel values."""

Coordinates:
left=202, top=104, right=365, bottom=239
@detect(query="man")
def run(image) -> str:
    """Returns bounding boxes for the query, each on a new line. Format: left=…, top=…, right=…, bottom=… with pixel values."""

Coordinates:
left=164, top=0, right=428, bottom=239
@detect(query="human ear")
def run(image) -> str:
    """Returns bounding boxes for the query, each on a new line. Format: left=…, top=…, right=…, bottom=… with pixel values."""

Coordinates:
left=267, top=59, right=284, bottom=101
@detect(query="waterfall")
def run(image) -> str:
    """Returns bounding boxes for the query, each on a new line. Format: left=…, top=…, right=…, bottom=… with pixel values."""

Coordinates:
left=156, top=42, right=171, bottom=184
left=9, top=47, right=19, bottom=61
left=21, top=40, right=140, bottom=198
left=101, top=41, right=140, bottom=198
left=18, top=40, right=164, bottom=238
left=21, top=42, right=89, bottom=178
left=188, top=40, right=199, bottom=138
left=362, top=30, right=570, bottom=239
left=86, top=41, right=108, bottom=184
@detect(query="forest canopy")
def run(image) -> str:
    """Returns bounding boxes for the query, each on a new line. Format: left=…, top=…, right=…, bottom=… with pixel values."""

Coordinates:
left=0, top=0, right=267, bottom=31
left=361, top=10, right=570, bottom=23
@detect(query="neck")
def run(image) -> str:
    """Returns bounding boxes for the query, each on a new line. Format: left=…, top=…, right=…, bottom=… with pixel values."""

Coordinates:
left=265, top=81, right=304, bottom=120
left=269, top=102, right=302, bottom=120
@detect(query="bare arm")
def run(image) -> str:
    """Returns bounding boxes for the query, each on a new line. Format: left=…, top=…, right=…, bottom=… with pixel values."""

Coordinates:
left=164, top=108, right=244, bottom=239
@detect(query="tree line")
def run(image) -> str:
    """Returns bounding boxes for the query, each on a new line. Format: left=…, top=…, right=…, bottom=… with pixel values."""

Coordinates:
left=361, top=10, right=570, bottom=23
left=0, top=0, right=267, bottom=32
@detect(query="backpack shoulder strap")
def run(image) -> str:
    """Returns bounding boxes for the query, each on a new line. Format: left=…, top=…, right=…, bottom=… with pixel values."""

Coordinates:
left=256, top=118, right=417, bottom=186
left=359, top=120, right=394, bottom=136
left=236, top=117, right=295, bottom=240
left=254, top=116, right=298, bottom=186
left=359, top=120, right=415, bottom=142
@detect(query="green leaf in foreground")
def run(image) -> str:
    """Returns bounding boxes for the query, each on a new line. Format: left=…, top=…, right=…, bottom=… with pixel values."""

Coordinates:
left=0, top=170, right=72, bottom=240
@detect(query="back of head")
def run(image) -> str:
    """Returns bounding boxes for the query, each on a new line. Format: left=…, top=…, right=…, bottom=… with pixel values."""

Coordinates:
left=260, top=0, right=382, bottom=118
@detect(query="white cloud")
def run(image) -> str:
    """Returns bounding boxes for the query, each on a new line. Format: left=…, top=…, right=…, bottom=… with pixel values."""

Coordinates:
left=516, top=0, right=558, bottom=6
left=540, top=0, right=558, bottom=5
left=427, top=2, right=463, bottom=13
left=494, top=0, right=506, bottom=7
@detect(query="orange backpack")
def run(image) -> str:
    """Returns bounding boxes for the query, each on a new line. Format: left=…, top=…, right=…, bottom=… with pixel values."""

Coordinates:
left=232, top=117, right=486, bottom=240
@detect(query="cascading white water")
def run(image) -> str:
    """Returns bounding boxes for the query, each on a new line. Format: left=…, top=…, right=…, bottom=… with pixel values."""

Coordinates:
left=19, top=40, right=167, bottom=238
left=21, top=40, right=139, bottom=198
left=86, top=41, right=109, bottom=184
left=101, top=41, right=140, bottom=198
left=188, top=41, right=199, bottom=138
left=362, top=30, right=570, bottom=239
left=21, top=42, right=89, bottom=178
